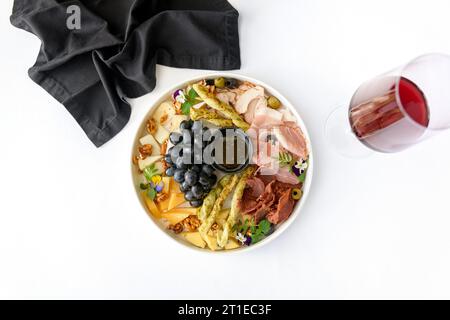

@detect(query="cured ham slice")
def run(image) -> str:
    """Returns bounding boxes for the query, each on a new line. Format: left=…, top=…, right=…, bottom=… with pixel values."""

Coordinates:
left=280, top=109, right=297, bottom=122
left=244, top=97, right=266, bottom=124
left=239, top=176, right=299, bottom=224
left=267, top=189, right=295, bottom=224
left=274, top=166, right=300, bottom=185
left=235, top=86, right=265, bottom=114
left=274, top=124, right=307, bottom=160
left=252, top=106, right=283, bottom=128
left=216, top=91, right=237, bottom=106
left=245, top=177, right=265, bottom=198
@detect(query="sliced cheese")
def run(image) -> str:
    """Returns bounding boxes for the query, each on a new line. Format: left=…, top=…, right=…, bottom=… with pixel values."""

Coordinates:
left=138, top=156, right=163, bottom=171
left=168, top=115, right=189, bottom=132
left=161, top=213, right=190, bottom=225
left=206, top=235, right=220, bottom=251
left=170, top=178, right=181, bottom=193
left=225, top=239, right=241, bottom=250
left=154, top=125, right=170, bottom=145
left=153, top=101, right=176, bottom=125
left=153, top=161, right=164, bottom=175
left=143, top=193, right=161, bottom=219
left=162, top=177, right=171, bottom=194
left=164, top=207, right=198, bottom=216
left=182, top=232, right=206, bottom=249
left=157, top=196, right=171, bottom=212
left=168, top=192, right=187, bottom=211
left=139, top=134, right=161, bottom=156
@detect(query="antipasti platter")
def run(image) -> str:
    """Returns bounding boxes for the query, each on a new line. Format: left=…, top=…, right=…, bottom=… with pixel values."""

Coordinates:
left=131, top=74, right=313, bottom=252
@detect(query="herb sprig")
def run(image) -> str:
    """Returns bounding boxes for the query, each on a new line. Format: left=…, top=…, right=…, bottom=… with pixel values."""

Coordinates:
left=278, top=152, right=294, bottom=167
left=234, top=219, right=273, bottom=245
left=142, top=164, right=161, bottom=200
left=250, top=219, right=272, bottom=244
left=181, top=88, right=200, bottom=115
left=143, top=164, right=159, bottom=182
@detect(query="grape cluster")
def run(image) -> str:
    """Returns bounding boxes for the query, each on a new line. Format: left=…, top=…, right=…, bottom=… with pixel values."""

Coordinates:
left=165, top=120, right=217, bottom=208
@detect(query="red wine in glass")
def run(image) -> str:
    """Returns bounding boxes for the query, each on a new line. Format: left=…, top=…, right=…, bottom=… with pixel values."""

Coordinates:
left=326, top=54, right=450, bottom=157
left=349, top=77, right=429, bottom=153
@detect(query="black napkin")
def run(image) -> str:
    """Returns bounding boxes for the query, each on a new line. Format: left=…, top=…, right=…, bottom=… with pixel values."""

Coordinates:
left=10, top=0, right=241, bottom=147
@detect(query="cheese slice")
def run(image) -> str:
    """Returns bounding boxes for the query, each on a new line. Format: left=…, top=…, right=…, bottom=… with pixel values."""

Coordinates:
left=161, top=213, right=190, bottom=225
left=139, top=134, right=161, bottom=156
left=168, top=192, right=187, bottom=211
left=168, top=115, right=189, bottom=132
left=153, top=101, right=176, bottom=125
left=138, top=156, right=163, bottom=171
left=182, top=232, right=206, bottom=249
left=206, top=235, right=220, bottom=251
left=164, top=207, right=198, bottom=216
left=154, top=125, right=170, bottom=145
left=162, top=177, right=171, bottom=194
left=225, top=239, right=241, bottom=250
left=142, top=193, right=161, bottom=219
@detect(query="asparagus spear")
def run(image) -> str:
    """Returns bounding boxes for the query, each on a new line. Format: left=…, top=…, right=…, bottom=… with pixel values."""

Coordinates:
left=218, top=166, right=256, bottom=248
left=190, top=106, right=219, bottom=120
left=198, top=175, right=232, bottom=222
left=191, top=106, right=234, bottom=128
left=199, top=174, right=240, bottom=240
left=192, top=84, right=250, bottom=131
left=204, top=119, right=234, bottom=127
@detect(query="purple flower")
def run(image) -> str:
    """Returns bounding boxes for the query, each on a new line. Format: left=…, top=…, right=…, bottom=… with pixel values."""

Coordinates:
left=155, top=183, right=164, bottom=193
left=292, top=159, right=308, bottom=177
left=172, top=89, right=186, bottom=103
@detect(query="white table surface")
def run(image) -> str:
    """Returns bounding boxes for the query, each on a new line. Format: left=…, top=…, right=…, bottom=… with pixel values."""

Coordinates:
left=2, top=0, right=450, bottom=299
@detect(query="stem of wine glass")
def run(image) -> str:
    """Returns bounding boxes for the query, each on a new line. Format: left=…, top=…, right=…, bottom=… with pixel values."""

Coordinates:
left=324, top=105, right=374, bottom=158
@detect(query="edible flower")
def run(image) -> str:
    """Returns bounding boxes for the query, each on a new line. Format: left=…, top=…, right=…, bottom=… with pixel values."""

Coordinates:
left=292, top=159, right=308, bottom=176
left=236, top=233, right=247, bottom=245
left=173, top=89, right=186, bottom=104
left=155, top=182, right=164, bottom=193
left=151, top=175, right=162, bottom=185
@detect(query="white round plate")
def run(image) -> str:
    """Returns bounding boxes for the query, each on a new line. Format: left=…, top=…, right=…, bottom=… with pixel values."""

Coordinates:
left=131, top=73, right=314, bottom=254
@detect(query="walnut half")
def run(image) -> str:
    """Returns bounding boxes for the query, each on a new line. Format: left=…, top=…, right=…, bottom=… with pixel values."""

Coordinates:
left=146, top=118, right=157, bottom=135
left=169, top=223, right=183, bottom=234
left=155, top=192, right=168, bottom=203
left=182, top=215, right=201, bottom=232
left=138, top=144, right=153, bottom=159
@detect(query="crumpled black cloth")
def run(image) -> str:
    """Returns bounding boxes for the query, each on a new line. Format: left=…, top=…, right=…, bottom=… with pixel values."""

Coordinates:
left=10, top=0, right=240, bottom=147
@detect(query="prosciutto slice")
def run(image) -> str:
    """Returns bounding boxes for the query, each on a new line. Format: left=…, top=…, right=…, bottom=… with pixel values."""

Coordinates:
left=230, top=85, right=309, bottom=185
left=245, top=177, right=265, bottom=198
left=273, top=123, right=308, bottom=159
left=267, top=189, right=295, bottom=224
left=239, top=176, right=300, bottom=224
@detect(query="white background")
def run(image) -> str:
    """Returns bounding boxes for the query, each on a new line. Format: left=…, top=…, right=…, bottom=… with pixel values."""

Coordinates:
left=1, top=0, right=450, bottom=299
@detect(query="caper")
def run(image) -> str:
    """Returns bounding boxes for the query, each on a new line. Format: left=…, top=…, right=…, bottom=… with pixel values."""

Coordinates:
left=267, top=96, right=281, bottom=109
left=214, top=77, right=225, bottom=88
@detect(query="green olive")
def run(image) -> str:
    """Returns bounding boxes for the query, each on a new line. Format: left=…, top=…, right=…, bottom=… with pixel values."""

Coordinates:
left=267, top=96, right=281, bottom=109
left=291, top=188, right=302, bottom=201
left=214, top=77, right=225, bottom=88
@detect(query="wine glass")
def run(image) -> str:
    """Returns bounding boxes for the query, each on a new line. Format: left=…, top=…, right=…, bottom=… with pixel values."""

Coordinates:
left=325, top=53, right=450, bottom=157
